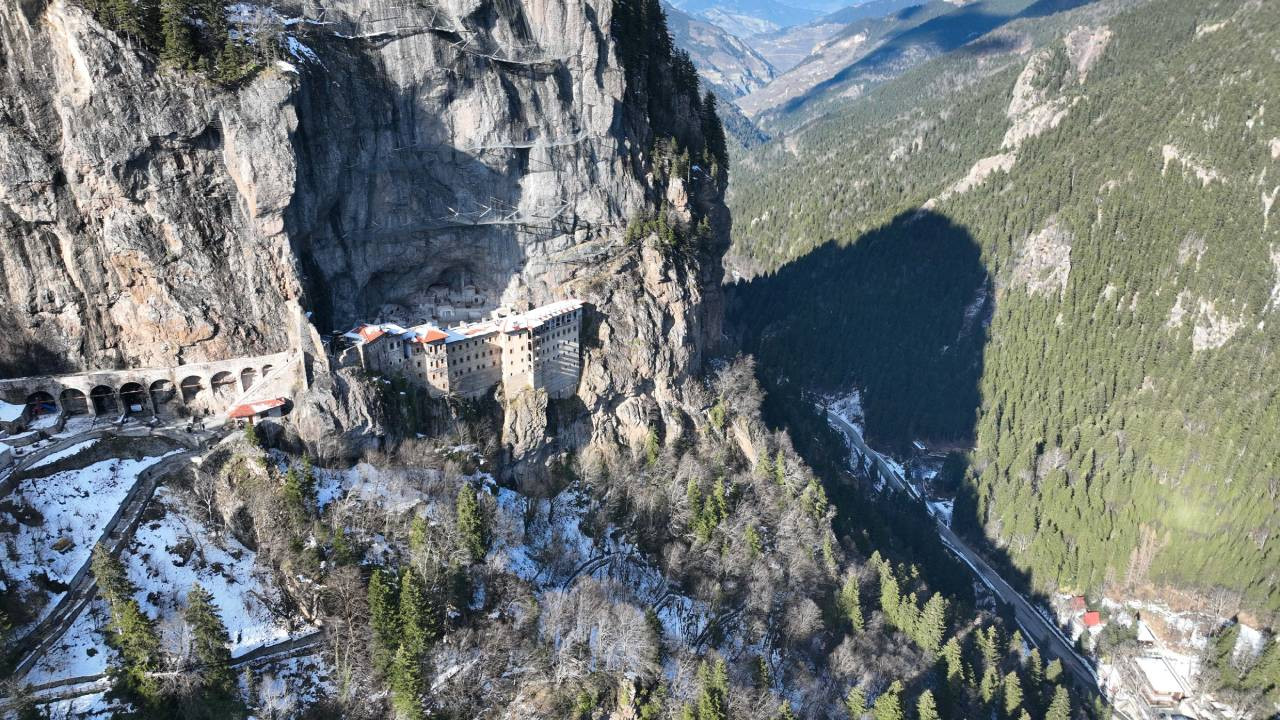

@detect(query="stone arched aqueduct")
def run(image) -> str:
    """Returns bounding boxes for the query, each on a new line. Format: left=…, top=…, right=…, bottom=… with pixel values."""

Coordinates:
left=0, top=351, right=299, bottom=421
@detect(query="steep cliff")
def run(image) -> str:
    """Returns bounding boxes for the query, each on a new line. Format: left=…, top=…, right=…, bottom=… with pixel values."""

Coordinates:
left=0, top=0, right=728, bottom=452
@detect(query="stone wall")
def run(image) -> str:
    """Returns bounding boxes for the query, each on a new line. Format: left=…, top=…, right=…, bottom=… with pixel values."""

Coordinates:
left=0, top=351, right=297, bottom=418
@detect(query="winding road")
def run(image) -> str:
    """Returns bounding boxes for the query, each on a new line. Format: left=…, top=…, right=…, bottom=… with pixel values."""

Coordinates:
left=825, top=410, right=1101, bottom=692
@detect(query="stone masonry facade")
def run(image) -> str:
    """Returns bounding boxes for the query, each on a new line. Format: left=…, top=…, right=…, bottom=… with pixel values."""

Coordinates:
left=347, top=300, right=583, bottom=400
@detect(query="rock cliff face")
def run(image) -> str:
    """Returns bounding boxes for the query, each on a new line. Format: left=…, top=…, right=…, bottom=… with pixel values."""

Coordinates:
left=0, top=0, right=303, bottom=375
left=0, top=0, right=728, bottom=453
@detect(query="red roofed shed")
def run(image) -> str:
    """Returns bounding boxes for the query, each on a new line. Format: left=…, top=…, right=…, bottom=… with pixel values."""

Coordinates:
left=227, top=397, right=287, bottom=422
left=1083, top=611, right=1102, bottom=628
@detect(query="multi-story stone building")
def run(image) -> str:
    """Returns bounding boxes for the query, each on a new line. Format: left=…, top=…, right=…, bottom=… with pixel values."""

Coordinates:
left=346, top=299, right=583, bottom=399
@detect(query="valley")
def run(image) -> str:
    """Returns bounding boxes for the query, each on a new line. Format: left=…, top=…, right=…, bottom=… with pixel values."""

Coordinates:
left=0, top=0, right=1277, bottom=716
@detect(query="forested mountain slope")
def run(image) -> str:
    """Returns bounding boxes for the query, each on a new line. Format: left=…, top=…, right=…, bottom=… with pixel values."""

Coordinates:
left=729, top=0, right=1280, bottom=616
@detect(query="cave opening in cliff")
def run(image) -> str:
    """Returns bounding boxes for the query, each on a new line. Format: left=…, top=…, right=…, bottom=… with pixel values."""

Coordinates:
left=240, top=367, right=258, bottom=391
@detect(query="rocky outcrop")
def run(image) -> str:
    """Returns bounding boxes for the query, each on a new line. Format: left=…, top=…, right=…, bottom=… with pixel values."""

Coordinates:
left=663, top=1, right=777, bottom=98
left=287, top=367, right=387, bottom=463
left=1, top=0, right=729, bottom=462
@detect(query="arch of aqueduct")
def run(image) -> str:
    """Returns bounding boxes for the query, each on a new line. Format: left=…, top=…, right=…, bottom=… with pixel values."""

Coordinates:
left=0, top=351, right=301, bottom=421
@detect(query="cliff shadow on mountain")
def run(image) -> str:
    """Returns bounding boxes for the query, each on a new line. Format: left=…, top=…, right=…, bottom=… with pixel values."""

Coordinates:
left=729, top=209, right=989, bottom=452
left=728, top=209, right=1074, bottom=637
left=728, top=210, right=988, bottom=595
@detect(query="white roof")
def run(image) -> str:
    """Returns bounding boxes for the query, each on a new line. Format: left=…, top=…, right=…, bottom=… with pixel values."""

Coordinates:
left=0, top=400, right=24, bottom=422
left=1134, top=656, right=1185, bottom=695
left=349, top=299, right=583, bottom=345
left=1137, top=621, right=1158, bottom=644
left=499, top=299, right=583, bottom=332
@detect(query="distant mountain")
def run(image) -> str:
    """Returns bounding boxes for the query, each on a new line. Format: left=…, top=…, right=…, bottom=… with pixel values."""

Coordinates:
left=749, top=0, right=927, bottom=72
left=663, top=1, right=779, bottom=98
left=739, top=0, right=1090, bottom=125
left=668, top=0, right=821, bottom=36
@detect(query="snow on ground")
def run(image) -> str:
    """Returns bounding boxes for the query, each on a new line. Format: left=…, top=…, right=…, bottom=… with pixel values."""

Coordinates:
left=125, top=488, right=306, bottom=657
left=328, top=462, right=434, bottom=515
left=927, top=499, right=954, bottom=527
left=37, top=689, right=116, bottom=719
left=0, top=399, right=25, bottom=423
left=285, top=36, right=320, bottom=64
left=490, top=486, right=600, bottom=586
left=2, top=451, right=181, bottom=627
left=25, top=599, right=114, bottom=685
left=28, top=438, right=102, bottom=470
left=824, top=389, right=864, bottom=433
left=880, top=453, right=905, bottom=480
left=248, top=653, right=334, bottom=716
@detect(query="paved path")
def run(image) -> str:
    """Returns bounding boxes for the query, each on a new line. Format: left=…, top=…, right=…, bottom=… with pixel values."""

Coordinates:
left=0, top=630, right=325, bottom=712
left=826, top=410, right=1101, bottom=691
left=8, top=448, right=203, bottom=677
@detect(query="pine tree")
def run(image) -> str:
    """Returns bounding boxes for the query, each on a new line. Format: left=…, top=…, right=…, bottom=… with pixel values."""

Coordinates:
left=368, top=568, right=400, bottom=674
left=878, top=562, right=901, bottom=626
left=159, top=0, right=196, bottom=68
left=92, top=546, right=163, bottom=708
left=243, top=420, right=260, bottom=448
left=694, top=659, right=729, bottom=720
left=185, top=584, right=240, bottom=711
left=775, top=701, right=796, bottom=720
left=918, top=593, right=949, bottom=654
left=916, top=690, right=940, bottom=720
left=198, top=0, right=226, bottom=51
left=745, top=524, right=763, bottom=558
left=846, top=686, right=867, bottom=719
left=216, top=32, right=250, bottom=83
left=872, top=681, right=903, bottom=720
left=398, top=568, right=435, bottom=659
left=1045, top=686, right=1070, bottom=720
left=980, top=667, right=1000, bottom=706
left=978, top=625, right=1002, bottom=675
left=1003, top=671, right=1023, bottom=719
left=456, top=485, right=489, bottom=563
left=1045, top=658, right=1063, bottom=684
left=1026, top=647, right=1044, bottom=711
left=645, top=427, right=661, bottom=465
left=838, top=573, right=864, bottom=632
left=940, top=636, right=966, bottom=686
left=389, top=643, right=425, bottom=720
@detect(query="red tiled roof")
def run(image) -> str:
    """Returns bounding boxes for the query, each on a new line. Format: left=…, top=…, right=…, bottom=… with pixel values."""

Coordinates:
left=358, top=325, right=386, bottom=343
left=227, top=397, right=287, bottom=419
left=1083, top=611, right=1102, bottom=627
left=413, top=328, right=449, bottom=343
